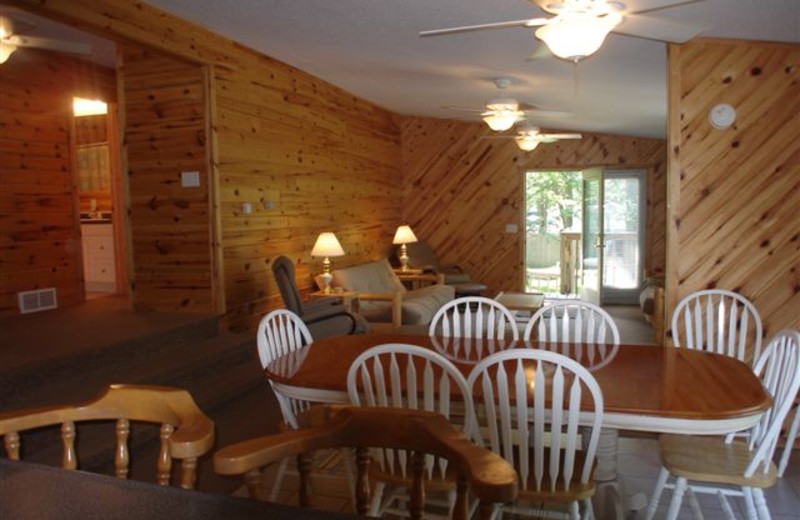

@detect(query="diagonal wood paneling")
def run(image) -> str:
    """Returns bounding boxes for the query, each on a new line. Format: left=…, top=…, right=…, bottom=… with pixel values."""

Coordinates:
left=667, top=38, right=799, bottom=340
left=400, top=116, right=667, bottom=297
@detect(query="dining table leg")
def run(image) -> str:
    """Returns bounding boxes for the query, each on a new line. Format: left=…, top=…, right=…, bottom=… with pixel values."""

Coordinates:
left=593, top=428, right=648, bottom=520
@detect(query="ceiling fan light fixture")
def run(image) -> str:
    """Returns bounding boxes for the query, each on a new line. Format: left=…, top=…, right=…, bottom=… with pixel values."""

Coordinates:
left=483, top=109, right=521, bottom=131
left=515, top=135, right=541, bottom=152
left=0, top=41, right=16, bottom=64
left=535, top=12, right=622, bottom=61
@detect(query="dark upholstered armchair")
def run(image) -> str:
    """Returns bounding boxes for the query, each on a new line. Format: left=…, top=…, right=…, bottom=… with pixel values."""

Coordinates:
left=405, top=242, right=487, bottom=297
left=271, top=256, right=367, bottom=339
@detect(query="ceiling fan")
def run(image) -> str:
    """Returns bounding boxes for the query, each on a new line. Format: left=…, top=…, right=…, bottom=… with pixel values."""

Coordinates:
left=421, top=0, right=705, bottom=62
left=445, top=77, right=572, bottom=131
left=0, top=14, right=91, bottom=65
left=488, top=123, right=582, bottom=151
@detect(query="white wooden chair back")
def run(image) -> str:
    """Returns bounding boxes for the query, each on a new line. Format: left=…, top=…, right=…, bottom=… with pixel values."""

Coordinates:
left=429, top=297, right=519, bottom=341
left=523, top=300, right=620, bottom=345
left=347, top=344, right=474, bottom=480
left=468, top=349, right=604, bottom=494
left=256, top=309, right=314, bottom=429
left=745, top=330, right=800, bottom=477
left=671, top=289, right=763, bottom=364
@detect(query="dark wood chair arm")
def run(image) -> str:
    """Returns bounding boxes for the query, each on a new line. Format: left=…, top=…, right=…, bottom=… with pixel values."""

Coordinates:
left=213, top=406, right=518, bottom=509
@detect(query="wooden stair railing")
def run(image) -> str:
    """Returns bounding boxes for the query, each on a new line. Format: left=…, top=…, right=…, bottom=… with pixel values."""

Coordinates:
left=0, top=384, right=214, bottom=489
left=213, top=405, right=518, bottom=519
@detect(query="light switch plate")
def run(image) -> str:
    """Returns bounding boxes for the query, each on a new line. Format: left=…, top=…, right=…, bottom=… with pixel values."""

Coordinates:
left=241, top=202, right=253, bottom=215
left=181, top=171, right=200, bottom=187
left=505, top=224, right=518, bottom=233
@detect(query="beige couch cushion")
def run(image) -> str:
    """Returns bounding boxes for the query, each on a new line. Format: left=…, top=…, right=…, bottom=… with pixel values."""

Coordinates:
left=332, top=259, right=405, bottom=294
left=331, top=259, right=454, bottom=325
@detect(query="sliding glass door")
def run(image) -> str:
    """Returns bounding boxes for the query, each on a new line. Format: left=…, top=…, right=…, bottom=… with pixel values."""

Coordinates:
left=579, top=169, right=646, bottom=305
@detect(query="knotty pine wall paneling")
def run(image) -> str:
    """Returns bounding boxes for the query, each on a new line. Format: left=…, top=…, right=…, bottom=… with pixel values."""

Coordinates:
left=215, top=63, right=402, bottom=331
left=666, top=38, right=799, bottom=340
left=118, top=44, right=214, bottom=313
left=0, top=50, right=115, bottom=316
left=17, top=1, right=404, bottom=329
left=400, top=116, right=667, bottom=298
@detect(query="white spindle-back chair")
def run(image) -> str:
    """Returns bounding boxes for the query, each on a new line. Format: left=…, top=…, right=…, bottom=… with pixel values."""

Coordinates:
left=670, top=289, right=763, bottom=365
left=645, top=330, right=800, bottom=520
left=430, top=296, right=519, bottom=341
left=523, top=300, right=620, bottom=346
left=255, top=309, right=314, bottom=500
left=467, top=349, right=605, bottom=520
left=347, top=344, right=475, bottom=517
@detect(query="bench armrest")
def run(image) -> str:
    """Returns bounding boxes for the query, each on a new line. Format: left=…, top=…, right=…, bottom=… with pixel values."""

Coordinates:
left=358, top=291, right=403, bottom=328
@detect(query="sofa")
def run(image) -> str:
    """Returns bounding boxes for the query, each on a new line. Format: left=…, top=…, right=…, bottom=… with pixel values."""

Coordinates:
left=330, top=259, right=455, bottom=327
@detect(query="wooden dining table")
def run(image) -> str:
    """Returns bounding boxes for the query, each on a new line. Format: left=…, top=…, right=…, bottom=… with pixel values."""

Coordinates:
left=264, top=332, right=771, bottom=519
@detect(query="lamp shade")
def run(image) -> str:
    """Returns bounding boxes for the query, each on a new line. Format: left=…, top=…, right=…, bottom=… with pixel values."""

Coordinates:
left=535, top=12, right=622, bottom=61
left=311, top=232, right=345, bottom=257
left=393, top=225, right=418, bottom=245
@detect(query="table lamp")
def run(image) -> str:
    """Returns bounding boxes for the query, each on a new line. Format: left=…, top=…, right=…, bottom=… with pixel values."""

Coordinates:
left=311, top=232, right=345, bottom=294
left=393, top=225, right=418, bottom=273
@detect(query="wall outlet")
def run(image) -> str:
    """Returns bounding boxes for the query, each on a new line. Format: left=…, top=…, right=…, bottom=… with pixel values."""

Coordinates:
left=241, top=202, right=253, bottom=215
left=505, top=224, right=519, bottom=234
left=263, top=200, right=275, bottom=210
left=181, top=171, right=200, bottom=187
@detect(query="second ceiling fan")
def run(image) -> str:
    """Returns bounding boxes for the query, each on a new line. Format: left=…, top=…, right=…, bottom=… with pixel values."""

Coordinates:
left=446, top=77, right=572, bottom=132
left=421, top=0, right=704, bottom=62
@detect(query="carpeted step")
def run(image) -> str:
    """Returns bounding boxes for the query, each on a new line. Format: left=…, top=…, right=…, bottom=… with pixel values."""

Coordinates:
left=0, top=315, right=225, bottom=409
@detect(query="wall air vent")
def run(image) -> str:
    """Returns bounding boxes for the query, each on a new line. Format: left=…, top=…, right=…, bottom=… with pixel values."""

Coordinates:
left=17, top=288, right=58, bottom=314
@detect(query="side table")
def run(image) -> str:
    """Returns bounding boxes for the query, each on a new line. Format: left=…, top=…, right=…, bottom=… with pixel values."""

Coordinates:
left=310, top=290, right=360, bottom=314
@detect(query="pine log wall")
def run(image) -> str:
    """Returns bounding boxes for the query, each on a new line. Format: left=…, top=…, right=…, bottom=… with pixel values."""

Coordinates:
left=0, top=50, right=115, bottom=315
left=667, top=38, right=800, bottom=339
left=400, top=116, right=667, bottom=296
left=118, top=44, right=215, bottom=313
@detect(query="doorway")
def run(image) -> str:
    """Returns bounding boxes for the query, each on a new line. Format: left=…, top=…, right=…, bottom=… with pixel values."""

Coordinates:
left=74, top=97, right=125, bottom=299
left=580, top=169, right=646, bottom=305
left=525, top=169, right=646, bottom=305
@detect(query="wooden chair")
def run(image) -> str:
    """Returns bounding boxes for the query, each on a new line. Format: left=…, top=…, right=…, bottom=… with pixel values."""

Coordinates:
left=430, top=296, right=519, bottom=341
left=347, top=344, right=475, bottom=517
left=670, top=289, right=763, bottom=365
left=0, top=384, right=214, bottom=489
left=523, top=300, right=620, bottom=346
left=467, top=349, right=605, bottom=520
left=645, top=330, right=800, bottom=520
left=213, top=405, right=518, bottom=520
left=256, top=308, right=316, bottom=500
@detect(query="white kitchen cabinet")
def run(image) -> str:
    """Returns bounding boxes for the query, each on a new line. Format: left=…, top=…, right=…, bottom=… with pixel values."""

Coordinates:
left=81, top=223, right=116, bottom=292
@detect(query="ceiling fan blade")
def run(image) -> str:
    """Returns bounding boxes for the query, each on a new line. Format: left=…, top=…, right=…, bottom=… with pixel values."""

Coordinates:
left=524, top=108, right=573, bottom=118
left=628, top=0, right=706, bottom=16
left=420, top=18, right=548, bottom=37
left=441, top=105, right=484, bottom=113
left=6, top=35, right=91, bottom=54
left=538, top=137, right=560, bottom=143
left=541, top=133, right=582, bottom=139
left=614, top=13, right=704, bottom=43
left=525, top=43, right=553, bottom=61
